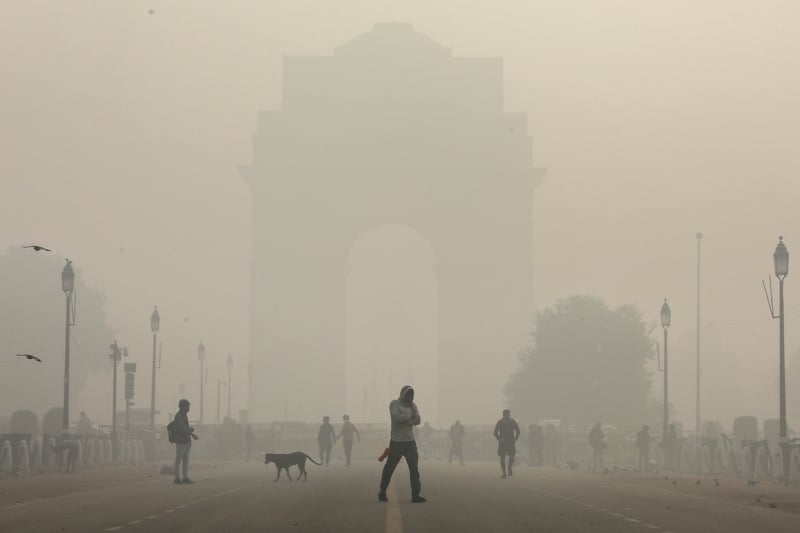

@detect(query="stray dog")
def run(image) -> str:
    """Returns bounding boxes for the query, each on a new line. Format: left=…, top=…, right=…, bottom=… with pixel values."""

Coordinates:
left=264, top=452, right=321, bottom=481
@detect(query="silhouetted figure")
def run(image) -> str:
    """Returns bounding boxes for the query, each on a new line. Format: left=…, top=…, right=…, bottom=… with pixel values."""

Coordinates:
left=169, top=399, right=198, bottom=484
left=378, top=385, right=425, bottom=503
left=528, top=424, right=544, bottom=467
left=53, top=436, right=79, bottom=472
left=318, top=416, right=335, bottom=465
left=494, top=409, right=520, bottom=478
left=244, top=425, right=255, bottom=462
left=77, top=411, right=92, bottom=437
left=637, top=425, right=651, bottom=472
left=662, top=424, right=678, bottom=470
left=589, top=422, right=606, bottom=472
left=336, top=415, right=360, bottom=466
left=449, top=420, right=465, bottom=465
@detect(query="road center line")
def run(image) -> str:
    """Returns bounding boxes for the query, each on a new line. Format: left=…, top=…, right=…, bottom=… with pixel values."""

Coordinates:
left=385, top=483, right=403, bottom=533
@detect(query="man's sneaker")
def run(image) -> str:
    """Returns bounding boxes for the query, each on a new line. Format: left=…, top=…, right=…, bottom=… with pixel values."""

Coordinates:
left=182, top=478, right=195, bottom=484
left=174, top=479, right=182, bottom=485
left=411, top=496, right=427, bottom=503
left=378, top=492, right=388, bottom=502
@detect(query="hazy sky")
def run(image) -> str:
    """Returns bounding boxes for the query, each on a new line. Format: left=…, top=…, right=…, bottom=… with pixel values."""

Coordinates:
left=3, top=1, right=800, bottom=427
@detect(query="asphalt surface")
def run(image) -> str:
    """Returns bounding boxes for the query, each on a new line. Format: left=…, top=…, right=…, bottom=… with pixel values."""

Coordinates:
left=2, top=459, right=800, bottom=532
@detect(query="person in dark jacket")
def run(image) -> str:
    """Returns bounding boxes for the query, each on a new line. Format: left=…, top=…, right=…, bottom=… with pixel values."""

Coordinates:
left=589, top=422, right=606, bottom=472
left=318, top=416, right=336, bottom=465
left=494, top=409, right=521, bottom=478
left=172, top=399, right=197, bottom=484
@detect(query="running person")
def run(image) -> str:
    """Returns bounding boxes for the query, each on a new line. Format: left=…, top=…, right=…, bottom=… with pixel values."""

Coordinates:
left=494, top=409, right=520, bottom=478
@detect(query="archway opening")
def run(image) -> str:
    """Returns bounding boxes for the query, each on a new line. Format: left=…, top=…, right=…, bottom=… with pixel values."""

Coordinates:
left=346, top=224, right=438, bottom=426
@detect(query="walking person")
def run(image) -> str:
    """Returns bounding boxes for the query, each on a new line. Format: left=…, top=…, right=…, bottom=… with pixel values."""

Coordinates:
left=637, top=425, right=651, bottom=472
left=589, top=422, right=606, bottom=472
left=336, top=415, right=360, bottom=466
left=494, top=409, right=520, bottom=478
left=448, top=420, right=465, bottom=465
left=318, top=416, right=336, bottom=466
left=378, top=385, right=426, bottom=503
left=169, top=399, right=198, bottom=484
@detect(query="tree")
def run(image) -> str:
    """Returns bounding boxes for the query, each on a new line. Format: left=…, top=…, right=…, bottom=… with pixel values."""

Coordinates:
left=505, top=295, right=654, bottom=430
left=9, top=409, right=39, bottom=434
left=0, top=247, right=116, bottom=419
left=42, top=407, right=64, bottom=435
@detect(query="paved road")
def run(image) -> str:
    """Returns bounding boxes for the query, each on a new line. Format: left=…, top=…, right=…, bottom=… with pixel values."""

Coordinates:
left=2, top=460, right=800, bottom=532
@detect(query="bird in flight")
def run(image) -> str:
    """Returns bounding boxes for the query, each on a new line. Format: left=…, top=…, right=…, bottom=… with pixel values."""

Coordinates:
left=23, top=245, right=51, bottom=252
left=17, top=354, right=43, bottom=362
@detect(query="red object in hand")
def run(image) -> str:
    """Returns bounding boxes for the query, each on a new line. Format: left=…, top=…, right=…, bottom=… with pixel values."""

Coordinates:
left=378, top=447, right=390, bottom=462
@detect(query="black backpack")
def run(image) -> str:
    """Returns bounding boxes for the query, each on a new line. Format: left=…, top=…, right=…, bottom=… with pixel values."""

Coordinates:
left=166, top=420, right=176, bottom=443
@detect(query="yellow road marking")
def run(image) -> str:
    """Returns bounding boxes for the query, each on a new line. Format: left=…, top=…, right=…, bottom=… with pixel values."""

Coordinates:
left=385, top=483, right=403, bottom=533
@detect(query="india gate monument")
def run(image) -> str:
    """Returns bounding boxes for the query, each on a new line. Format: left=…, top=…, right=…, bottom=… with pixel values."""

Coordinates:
left=241, top=23, right=544, bottom=425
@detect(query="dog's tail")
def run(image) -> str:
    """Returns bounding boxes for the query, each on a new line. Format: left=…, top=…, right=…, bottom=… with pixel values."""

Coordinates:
left=304, top=453, right=323, bottom=465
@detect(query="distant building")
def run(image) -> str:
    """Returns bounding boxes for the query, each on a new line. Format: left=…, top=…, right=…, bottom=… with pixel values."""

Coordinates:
left=241, top=23, right=543, bottom=423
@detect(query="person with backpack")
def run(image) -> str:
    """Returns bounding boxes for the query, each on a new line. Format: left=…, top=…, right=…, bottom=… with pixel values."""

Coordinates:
left=168, top=399, right=198, bottom=484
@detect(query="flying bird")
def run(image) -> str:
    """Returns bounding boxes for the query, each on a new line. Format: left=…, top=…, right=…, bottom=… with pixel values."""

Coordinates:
left=17, top=353, right=43, bottom=362
left=23, top=245, right=51, bottom=252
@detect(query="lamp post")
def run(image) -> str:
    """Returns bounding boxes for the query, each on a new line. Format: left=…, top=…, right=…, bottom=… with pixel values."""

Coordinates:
left=773, top=237, right=789, bottom=440
left=150, top=306, right=160, bottom=430
left=226, top=355, right=233, bottom=419
left=61, top=259, right=75, bottom=430
left=197, top=341, right=206, bottom=425
left=660, top=299, right=671, bottom=441
left=109, top=340, right=128, bottom=456
left=695, top=233, right=703, bottom=439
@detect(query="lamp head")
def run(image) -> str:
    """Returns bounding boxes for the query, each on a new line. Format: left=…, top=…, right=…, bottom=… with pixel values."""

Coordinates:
left=150, top=306, right=160, bottom=333
left=61, top=259, right=75, bottom=294
left=774, top=236, right=789, bottom=278
left=660, top=298, right=671, bottom=328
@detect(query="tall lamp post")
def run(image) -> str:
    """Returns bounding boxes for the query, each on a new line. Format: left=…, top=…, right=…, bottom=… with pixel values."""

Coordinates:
left=695, top=233, right=703, bottom=439
left=61, top=259, right=76, bottom=430
left=774, top=238, right=789, bottom=437
left=660, top=299, right=671, bottom=441
left=150, top=306, right=160, bottom=430
left=226, top=355, right=233, bottom=419
left=109, top=340, right=128, bottom=454
left=197, top=341, right=206, bottom=425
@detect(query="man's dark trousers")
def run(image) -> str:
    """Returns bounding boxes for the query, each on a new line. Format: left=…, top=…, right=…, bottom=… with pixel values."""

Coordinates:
left=379, top=441, right=421, bottom=497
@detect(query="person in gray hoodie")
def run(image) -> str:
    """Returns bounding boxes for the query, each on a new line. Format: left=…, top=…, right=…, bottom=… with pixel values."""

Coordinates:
left=378, top=385, right=426, bottom=503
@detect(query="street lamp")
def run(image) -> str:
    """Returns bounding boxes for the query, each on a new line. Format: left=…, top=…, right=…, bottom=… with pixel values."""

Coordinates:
left=660, top=299, right=671, bottom=442
left=226, top=355, right=234, bottom=419
left=197, top=341, right=206, bottom=425
left=774, top=237, right=789, bottom=441
left=150, top=306, right=160, bottom=430
left=61, top=259, right=76, bottom=431
left=109, top=340, right=128, bottom=457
